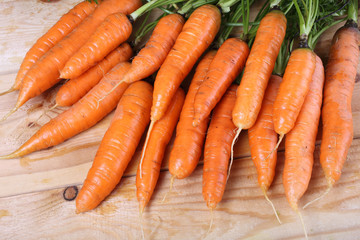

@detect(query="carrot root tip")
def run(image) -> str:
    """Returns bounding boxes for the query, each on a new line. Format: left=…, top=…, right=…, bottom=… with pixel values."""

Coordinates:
left=302, top=187, right=331, bottom=209
left=296, top=209, right=309, bottom=240
left=0, top=87, right=15, bottom=96
left=1, top=106, right=19, bottom=122
left=262, top=188, right=282, bottom=224
left=139, top=121, right=155, bottom=179
left=227, top=128, right=242, bottom=182
left=161, top=175, right=175, bottom=203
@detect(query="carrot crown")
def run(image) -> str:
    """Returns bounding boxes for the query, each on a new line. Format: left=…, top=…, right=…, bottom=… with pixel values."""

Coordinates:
left=347, top=0, right=358, bottom=24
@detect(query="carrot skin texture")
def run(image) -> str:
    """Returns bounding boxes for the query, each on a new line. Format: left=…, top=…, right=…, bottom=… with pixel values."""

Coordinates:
left=0, top=63, right=131, bottom=159
left=136, top=88, right=185, bottom=212
left=61, top=13, right=133, bottom=79
left=169, top=51, right=216, bottom=179
left=16, top=0, right=141, bottom=109
left=56, top=43, right=133, bottom=106
left=77, top=81, right=153, bottom=213
left=232, top=10, right=287, bottom=129
left=193, top=38, right=249, bottom=126
left=273, top=48, right=316, bottom=135
left=151, top=4, right=221, bottom=122
left=320, top=25, right=359, bottom=187
left=248, top=75, right=282, bottom=191
left=202, top=84, right=238, bottom=209
left=284, top=56, right=324, bottom=210
left=13, top=1, right=97, bottom=90
left=122, top=14, right=185, bottom=84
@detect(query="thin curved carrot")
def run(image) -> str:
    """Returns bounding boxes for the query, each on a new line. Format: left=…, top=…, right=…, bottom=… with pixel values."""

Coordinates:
left=60, top=12, right=133, bottom=79
left=56, top=43, right=133, bottom=107
left=192, top=38, right=249, bottom=127
left=0, top=62, right=131, bottom=159
left=9, top=1, right=97, bottom=93
left=232, top=10, right=286, bottom=131
left=151, top=4, right=221, bottom=123
left=273, top=48, right=316, bottom=137
left=107, top=13, right=185, bottom=96
left=248, top=75, right=282, bottom=193
left=76, top=81, right=153, bottom=213
left=320, top=22, right=359, bottom=188
left=283, top=55, right=324, bottom=210
left=169, top=51, right=216, bottom=180
left=202, top=84, right=238, bottom=209
left=136, top=88, right=185, bottom=213
left=9, top=0, right=141, bottom=113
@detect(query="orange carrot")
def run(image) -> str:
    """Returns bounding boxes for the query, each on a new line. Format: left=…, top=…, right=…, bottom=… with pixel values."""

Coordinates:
left=0, top=62, right=131, bottom=159
left=283, top=55, right=324, bottom=211
left=231, top=9, right=286, bottom=137
left=169, top=51, right=216, bottom=179
left=193, top=38, right=249, bottom=127
left=136, top=88, right=185, bottom=213
left=320, top=22, right=359, bottom=188
left=76, top=81, right=153, bottom=213
left=248, top=75, right=281, bottom=193
left=273, top=48, right=316, bottom=137
left=10, top=0, right=141, bottom=113
left=151, top=4, right=221, bottom=123
left=2, top=1, right=97, bottom=95
left=60, top=12, right=133, bottom=79
left=112, top=14, right=185, bottom=86
left=202, top=84, right=238, bottom=209
left=56, top=43, right=133, bottom=107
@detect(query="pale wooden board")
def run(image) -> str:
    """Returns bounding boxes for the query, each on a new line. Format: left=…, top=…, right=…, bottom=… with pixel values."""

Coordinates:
left=0, top=139, right=360, bottom=240
left=0, top=1, right=360, bottom=239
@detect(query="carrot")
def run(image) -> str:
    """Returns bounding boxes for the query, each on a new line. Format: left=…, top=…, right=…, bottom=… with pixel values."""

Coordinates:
left=202, top=84, right=238, bottom=210
left=169, top=51, right=216, bottom=180
left=61, top=1, right=187, bottom=80
left=6, top=0, right=141, bottom=116
left=60, top=12, right=133, bottom=79
left=106, top=13, right=185, bottom=92
left=248, top=74, right=281, bottom=201
left=151, top=5, right=221, bottom=123
left=320, top=20, right=359, bottom=188
left=136, top=88, right=185, bottom=213
left=0, top=1, right=97, bottom=96
left=283, top=55, right=324, bottom=211
left=76, top=81, right=153, bottom=213
left=0, top=62, right=131, bottom=159
left=231, top=8, right=287, bottom=146
left=56, top=43, right=133, bottom=107
left=193, top=38, right=249, bottom=127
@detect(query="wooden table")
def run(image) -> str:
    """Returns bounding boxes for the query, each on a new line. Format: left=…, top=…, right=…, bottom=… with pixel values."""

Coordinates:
left=0, top=1, right=359, bottom=239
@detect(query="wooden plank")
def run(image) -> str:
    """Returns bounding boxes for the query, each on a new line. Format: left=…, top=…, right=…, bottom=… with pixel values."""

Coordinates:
left=1, top=138, right=360, bottom=239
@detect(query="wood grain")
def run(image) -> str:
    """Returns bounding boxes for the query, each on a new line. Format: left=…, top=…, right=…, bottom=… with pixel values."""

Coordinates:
left=0, top=139, right=360, bottom=240
left=0, top=1, right=360, bottom=239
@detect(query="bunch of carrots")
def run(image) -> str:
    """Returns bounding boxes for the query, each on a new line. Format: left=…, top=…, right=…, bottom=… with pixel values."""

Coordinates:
left=0, top=0, right=358, bottom=238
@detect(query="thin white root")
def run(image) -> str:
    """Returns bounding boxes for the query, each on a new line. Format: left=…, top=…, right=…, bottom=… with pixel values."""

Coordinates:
left=227, top=128, right=242, bottom=182
left=303, top=187, right=331, bottom=209
left=296, top=209, right=308, bottom=240
left=208, top=208, right=214, bottom=234
left=140, top=121, right=155, bottom=179
left=262, top=188, right=282, bottom=224
left=263, top=134, right=284, bottom=163
left=161, top=175, right=175, bottom=203
left=139, top=208, right=145, bottom=240
left=1, top=107, right=18, bottom=122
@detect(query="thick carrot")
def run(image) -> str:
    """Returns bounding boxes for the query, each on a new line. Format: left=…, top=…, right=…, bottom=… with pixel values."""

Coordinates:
left=202, top=84, right=238, bottom=209
left=60, top=12, right=133, bottom=79
left=136, top=88, right=185, bottom=213
left=273, top=48, right=316, bottom=136
left=320, top=22, right=359, bottom=187
left=232, top=10, right=286, bottom=131
left=9, top=1, right=97, bottom=93
left=116, top=14, right=185, bottom=85
left=193, top=38, right=249, bottom=127
left=77, top=81, right=153, bottom=213
left=169, top=51, right=216, bottom=179
left=283, top=55, right=324, bottom=210
left=248, top=75, right=281, bottom=193
left=0, top=62, right=131, bottom=159
left=12, top=0, right=141, bottom=112
left=56, top=43, right=133, bottom=107
left=151, top=4, right=221, bottom=123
